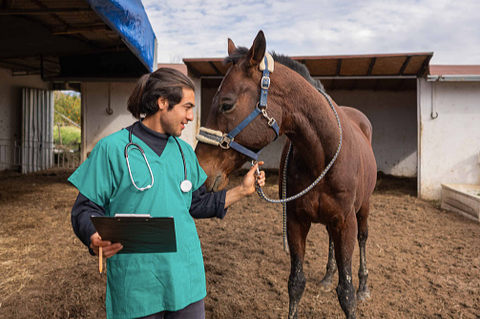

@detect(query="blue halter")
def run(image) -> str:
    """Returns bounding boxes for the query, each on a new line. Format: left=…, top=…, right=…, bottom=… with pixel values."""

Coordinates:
left=197, top=56, right=280, bottom=162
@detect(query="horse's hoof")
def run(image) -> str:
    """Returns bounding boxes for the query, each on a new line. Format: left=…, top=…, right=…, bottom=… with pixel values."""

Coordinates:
left=356, top=288, right=371, bottom=302
left=319, top=280, right=333, bottom=293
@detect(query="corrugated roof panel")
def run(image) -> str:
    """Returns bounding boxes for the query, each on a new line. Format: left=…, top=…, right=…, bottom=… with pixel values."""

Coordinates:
left=403, top=56, right=428, bottom=75
left=185, top=52, right=434, bottom=78
left=430, top=65, right=480, bottom=75
left=340, top=58, right=372, bottom=76
left=371, top=56, right=406, bottom=75
left=304, top=59, right=338, bottom=76
left=185, top=61, right=217, bottom=77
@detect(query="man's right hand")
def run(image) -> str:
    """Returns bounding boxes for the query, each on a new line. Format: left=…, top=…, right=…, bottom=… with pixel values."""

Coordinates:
left=90, top=232, right=123, bottom=258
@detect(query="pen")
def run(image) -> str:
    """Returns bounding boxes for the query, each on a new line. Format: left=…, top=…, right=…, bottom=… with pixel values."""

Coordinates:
left=99, top=246, right=103, bottom=273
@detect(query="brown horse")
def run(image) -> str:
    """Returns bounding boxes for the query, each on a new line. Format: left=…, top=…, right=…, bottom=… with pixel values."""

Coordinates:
left=195, top=31, right=377, bottom=319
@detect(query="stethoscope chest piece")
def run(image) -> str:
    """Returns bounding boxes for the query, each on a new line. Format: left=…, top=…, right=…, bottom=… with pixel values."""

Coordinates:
left=180, top=180, right=192, bottom=193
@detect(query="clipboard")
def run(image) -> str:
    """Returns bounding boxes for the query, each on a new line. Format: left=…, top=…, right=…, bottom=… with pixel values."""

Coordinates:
left=90, top=215, right=177, bottom=254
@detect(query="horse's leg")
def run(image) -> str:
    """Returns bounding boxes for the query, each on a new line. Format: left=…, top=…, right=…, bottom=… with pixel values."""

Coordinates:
left=287, top=211, right=311, bottom=319
left=330, top=210, right=358, bottom=319
left=356, top=203, right=371, bottom=302
left=319, top=227, right=337, bottom=292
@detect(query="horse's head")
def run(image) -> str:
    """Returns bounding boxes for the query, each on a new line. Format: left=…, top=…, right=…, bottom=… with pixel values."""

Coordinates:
left=195, top=31, right=283, bottom=192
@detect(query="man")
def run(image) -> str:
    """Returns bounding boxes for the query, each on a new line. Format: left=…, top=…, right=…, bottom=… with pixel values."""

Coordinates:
left=69, top=68, right=265, bottom=319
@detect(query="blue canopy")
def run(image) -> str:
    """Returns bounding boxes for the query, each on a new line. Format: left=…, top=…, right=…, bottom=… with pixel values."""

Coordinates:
left=86, top=0, right=156, bottom=72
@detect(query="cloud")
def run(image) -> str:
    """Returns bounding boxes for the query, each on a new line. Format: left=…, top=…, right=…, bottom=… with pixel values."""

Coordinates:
left=143, top=0, right=480, bottom=64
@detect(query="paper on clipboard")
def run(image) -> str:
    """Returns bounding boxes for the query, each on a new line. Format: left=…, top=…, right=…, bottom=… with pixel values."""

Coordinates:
left=90, top=215, right=176, bottom=254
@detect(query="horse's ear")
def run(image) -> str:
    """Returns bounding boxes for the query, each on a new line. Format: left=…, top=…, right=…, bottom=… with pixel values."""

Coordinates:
left=228, top=38, right=236, bottom=56
left=245, top=30, right=266, bottom=68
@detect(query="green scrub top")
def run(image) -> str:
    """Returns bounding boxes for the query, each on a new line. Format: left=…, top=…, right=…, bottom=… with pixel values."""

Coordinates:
left=68, top=129, right=207, bottom=319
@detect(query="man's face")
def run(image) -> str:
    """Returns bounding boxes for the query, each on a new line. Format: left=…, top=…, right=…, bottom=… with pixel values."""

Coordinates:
left=159, top=88, right=195, bottom=137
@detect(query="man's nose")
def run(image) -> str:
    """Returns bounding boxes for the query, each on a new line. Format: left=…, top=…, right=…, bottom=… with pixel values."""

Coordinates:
left=186, top=109, right=194, bottom=121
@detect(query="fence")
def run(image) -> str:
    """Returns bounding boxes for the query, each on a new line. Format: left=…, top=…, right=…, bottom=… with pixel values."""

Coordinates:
left=0, top=139, right=80, bottom=172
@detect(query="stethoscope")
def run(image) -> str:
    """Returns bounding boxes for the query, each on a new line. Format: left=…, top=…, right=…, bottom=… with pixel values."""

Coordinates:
left=124, top=122, right=192, bottom=193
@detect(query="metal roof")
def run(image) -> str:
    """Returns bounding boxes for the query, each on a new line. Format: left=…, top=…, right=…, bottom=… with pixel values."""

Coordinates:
left=0, top=0, right=155, bottom=80
left=430, top=65, right=480, bottom=76
left=183, top=52, right=433, bottom=79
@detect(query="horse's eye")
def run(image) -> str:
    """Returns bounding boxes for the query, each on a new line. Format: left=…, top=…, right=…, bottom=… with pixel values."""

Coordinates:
left=220, top=103, right=235, bottom=113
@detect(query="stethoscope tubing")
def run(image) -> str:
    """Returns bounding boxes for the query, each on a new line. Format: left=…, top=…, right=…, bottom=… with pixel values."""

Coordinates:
left=125, top=122, right=190, bottom=192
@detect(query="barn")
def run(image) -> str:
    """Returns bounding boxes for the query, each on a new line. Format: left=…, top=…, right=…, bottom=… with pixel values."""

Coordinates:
left=183, top=54, right=480, bottom=201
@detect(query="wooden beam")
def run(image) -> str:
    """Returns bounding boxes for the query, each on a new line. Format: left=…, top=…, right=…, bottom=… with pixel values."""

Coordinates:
left=53, top=25, right=107, bottom=35
left=398, top=56, right=412, bottom=75
left=367, top=57, right=376, bottom=76
left=336, top=59, right=342, bottom=76
left=209, top=61, right=223, bottom=76
left=417, top=55, right=433, bottom=77
left=0, top=8, right=91, bottom=15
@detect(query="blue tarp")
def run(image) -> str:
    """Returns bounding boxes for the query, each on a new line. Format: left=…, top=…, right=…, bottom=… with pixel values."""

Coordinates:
left=86, top=0, right=156, bottom=72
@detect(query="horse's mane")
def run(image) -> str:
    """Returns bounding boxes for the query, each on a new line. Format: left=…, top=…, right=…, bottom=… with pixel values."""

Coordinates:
left=223, top=46, right=324, bottom=91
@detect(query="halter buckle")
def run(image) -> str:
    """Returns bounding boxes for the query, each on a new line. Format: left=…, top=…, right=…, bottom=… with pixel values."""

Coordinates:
left=268, top=117, right=277, bottom=127
left=220, top=134, right=232, bottom=149
left=261, top=76, right=270, bottom=89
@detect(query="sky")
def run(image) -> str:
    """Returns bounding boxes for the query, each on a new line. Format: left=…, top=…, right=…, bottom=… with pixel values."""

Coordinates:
left=142, top=0, right=480, bottom=66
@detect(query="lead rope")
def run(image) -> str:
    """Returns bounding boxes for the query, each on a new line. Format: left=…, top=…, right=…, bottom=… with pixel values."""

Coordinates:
left=255, top=89, right=343, bottom=252
left=281, top=143, right=292, bottom=252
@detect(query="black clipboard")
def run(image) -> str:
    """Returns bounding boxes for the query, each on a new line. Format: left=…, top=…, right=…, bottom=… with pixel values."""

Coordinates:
left=90, top=215, right=176, bottom=254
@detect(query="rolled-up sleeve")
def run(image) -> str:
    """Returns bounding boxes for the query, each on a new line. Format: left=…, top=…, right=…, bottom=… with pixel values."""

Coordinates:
left=189, top=185, right=228, bottom=219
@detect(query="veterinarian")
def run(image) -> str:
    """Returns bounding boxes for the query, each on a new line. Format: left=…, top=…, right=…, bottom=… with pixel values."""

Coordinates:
left=69, top=67, right=265, bottom=319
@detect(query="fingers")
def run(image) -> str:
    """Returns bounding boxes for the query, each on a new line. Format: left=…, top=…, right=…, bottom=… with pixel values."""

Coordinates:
left=91, top=242, right=123, bottom=258
left=256, top=170, right=266, bottom=187
left=90, top=232, right=123, bottom=258
left=102, top=243, right=123, bottom=258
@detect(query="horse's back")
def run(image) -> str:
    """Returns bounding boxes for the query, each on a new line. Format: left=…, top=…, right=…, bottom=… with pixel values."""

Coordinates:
left=340, top=106, right=373, bottom=144
left=340, top=106, right=377, bottom=203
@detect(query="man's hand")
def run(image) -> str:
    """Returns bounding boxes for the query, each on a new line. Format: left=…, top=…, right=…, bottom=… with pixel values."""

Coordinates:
left=241, top=161, right=266, bottom=196
left=90, top=232, right=123, bottom=258
left=224, top=161, right=265, bottom=208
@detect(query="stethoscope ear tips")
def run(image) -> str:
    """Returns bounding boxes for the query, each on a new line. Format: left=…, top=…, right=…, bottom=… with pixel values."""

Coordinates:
left=180, top=180, right=192, bottom=193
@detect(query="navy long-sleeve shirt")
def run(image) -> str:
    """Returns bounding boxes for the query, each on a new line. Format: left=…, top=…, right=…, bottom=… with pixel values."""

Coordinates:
left=71, top=121, right=227, bottom=252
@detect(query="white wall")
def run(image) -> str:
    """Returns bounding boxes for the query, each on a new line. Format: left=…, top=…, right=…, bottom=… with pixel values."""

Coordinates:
left=329, top=90, right=418, bottom=176
left=418, top=78, right=480, bottom=200
left=81, top=82, right=136, bottom=159
left=0, top=67, right=50, bottom=170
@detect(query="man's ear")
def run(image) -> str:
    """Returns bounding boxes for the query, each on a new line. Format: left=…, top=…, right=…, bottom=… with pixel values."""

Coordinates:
left=157, top=97, right=167, bottom=110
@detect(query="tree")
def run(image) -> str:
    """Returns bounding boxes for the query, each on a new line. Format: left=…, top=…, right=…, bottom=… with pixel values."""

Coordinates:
left=54, top=91, right=81, bottom=125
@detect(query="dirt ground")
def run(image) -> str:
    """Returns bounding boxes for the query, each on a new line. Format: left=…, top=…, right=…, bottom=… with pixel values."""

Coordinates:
left=0, top=168, right=479, bottom=319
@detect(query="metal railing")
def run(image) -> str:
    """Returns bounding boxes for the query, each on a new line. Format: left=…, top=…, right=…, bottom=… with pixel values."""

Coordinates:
left=0, top=139, right=80, bottom=172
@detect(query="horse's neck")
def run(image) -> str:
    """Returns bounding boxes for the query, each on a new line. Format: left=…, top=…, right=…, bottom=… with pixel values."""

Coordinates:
left=272, top=69, right=342, bottom=171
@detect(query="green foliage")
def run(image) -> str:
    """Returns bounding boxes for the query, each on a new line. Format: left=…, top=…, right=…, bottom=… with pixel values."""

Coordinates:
left=54, top=91, right=81, bottom=125
left=54, top=125, right=81, bottom=147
